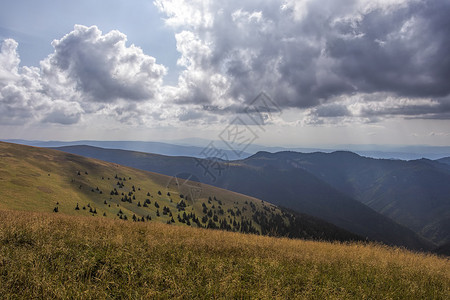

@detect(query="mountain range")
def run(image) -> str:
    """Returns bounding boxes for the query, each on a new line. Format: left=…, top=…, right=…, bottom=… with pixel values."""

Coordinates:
left=244, top=151, right=450, bottom=245
left=0, top=141, right=361, bottom=243
left=4, top=139, right=450, bottom=160
left=51, top=144, right=448, bottom=250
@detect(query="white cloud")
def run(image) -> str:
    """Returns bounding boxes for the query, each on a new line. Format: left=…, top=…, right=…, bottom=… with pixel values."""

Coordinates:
left=41, top=100, right=83, bottom=125
left=0, top=39, right=46, bottom=125
left=1, top=0, right=450, bottom=132
left=0, top=25, right=169, bottom=126
left=44, top=25, right=167, bottom=103
left=0, top=39, right=20, bottom=82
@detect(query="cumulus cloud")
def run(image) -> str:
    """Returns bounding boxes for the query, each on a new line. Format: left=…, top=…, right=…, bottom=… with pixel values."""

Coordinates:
left=44, top=25, right=167, bottom=103
left=41, top=100, right=83, bottom=125
left=156, top=0, right=450, bottom=121
left=0, top=25, right=167, bottom=126
left=0, top=39, right=46, bottom=125
left=2, top=1, right=450, bottom=128
left=0, top=39, right=20, bottom=81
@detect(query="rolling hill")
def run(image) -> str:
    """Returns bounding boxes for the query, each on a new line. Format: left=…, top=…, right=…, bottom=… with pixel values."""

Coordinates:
left=50, top=145, right=435, bottom=251
left=0, top=141, right=361, bottom=242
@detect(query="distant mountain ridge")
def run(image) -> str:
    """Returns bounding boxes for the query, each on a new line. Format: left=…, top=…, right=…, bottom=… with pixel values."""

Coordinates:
left=3, top=139, right=450, bottom=160
left=243, top=150, right=450, bottom=245
left=437, top=157, right=450, bottom=165
left=1, top=139, right=251, bottom=160
left=51, top=145, right=436, bottom=251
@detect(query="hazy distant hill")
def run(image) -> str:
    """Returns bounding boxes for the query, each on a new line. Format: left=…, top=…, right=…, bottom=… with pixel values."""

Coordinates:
left=245, top=151, right=450, bottom=245
left=2, top=139, right=251, bottom=160
left=52, top=145, right=434, bottom=251
left=0, top=141, right=361, bottom=243
left=437, top=157, right=450, bottom=165
left=4, top=139, right=450, bottom=160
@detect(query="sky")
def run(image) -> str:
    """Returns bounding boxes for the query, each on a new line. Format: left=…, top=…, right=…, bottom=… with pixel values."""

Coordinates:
left=0, top=0, right=449, bottom=148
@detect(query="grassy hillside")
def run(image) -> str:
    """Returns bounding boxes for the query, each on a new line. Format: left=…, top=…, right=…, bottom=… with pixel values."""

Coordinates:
left=51, top=145, right=434, bottom=250
left=0, top=141, right=359, bottom=242
left=0, top=210, right=448, bottom=299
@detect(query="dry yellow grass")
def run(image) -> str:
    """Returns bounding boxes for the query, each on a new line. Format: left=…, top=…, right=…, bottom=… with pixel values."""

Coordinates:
left=1, top=209, right=448, bottom=299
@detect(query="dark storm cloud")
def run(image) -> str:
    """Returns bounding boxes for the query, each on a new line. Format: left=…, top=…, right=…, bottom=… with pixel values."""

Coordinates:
left=313, top=103, right=351, bottom=118
left=2, top=1, right=449, bottom=127
left=42, top=109, right=81, bottom=125
left=157, top=0, right=450, bottom=120
left=360, top=96, right=450, bottom=120
left=327, top=0, right=450, bottom=98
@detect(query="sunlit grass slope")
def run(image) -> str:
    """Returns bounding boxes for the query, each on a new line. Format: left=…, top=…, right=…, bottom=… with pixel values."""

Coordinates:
left=0, top=141, right=363, bottom=241
left=0, top=141, right=280, bottom=232
left=0, top=210, right=448, bottom=299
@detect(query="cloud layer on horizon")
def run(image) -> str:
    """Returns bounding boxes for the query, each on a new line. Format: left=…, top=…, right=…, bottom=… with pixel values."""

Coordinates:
left=1, top=0, right=450, bottom=127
